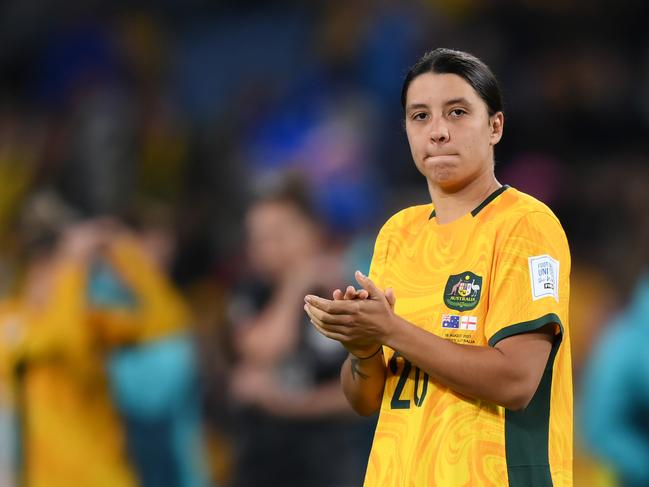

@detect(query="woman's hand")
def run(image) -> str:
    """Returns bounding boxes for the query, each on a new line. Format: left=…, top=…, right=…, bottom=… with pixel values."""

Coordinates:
left=304, top=271, right=396, bottom=357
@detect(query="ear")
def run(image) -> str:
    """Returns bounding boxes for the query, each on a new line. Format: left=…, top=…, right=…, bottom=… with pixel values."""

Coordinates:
left=489, top=112, right=504, bottom=146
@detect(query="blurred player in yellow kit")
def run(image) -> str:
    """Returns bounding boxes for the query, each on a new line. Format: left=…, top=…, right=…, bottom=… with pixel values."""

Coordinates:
left=0, top=199, right=191, bottom=487
left=304, top=48, right=572, bottom=486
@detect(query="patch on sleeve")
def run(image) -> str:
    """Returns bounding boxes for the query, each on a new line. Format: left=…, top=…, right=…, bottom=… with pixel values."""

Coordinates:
left=528, top=254, right=559, bottom=302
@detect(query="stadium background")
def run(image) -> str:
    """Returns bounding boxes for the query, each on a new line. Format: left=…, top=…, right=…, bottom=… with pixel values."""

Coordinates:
left=0, top=0, right=648, bottom=486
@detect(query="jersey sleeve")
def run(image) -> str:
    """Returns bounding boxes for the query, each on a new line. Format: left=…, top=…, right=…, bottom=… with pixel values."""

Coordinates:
left=368, top=215, right=398, bottom=366
left=368, top=216, right=395, bottom=291
left=485, top=211, right=571, bottom=346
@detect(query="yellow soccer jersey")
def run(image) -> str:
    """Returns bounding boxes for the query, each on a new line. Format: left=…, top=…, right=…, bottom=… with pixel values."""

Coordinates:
left=364, top=186, right=572, bottom=487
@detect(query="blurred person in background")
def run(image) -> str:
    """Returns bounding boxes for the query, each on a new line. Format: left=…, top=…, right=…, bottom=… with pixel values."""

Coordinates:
left=227, top=175, right=365, bottom=487
left=0, top=360, right=16, bottom=486
left=580, top=276, right=649, bottom=487
left=567, top=163, right=649, bottom=487
left=91, top=201, right=212, bottom=487
left=0, top=191, right=212, bottom=487
left=0, top=192, right=138, bottom=487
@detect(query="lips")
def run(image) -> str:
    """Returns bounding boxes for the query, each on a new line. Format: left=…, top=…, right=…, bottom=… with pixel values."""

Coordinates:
left=426, top=153, right=458, bottom=158
left=424, top=154, right=459, bottom=163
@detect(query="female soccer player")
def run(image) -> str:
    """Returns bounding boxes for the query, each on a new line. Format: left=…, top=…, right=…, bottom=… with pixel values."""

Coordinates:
left=304, top=48, right=572, bottom=486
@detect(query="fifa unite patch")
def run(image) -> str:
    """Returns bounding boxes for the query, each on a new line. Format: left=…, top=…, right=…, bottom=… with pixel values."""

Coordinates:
left=528, top=254, right=559, bottom=302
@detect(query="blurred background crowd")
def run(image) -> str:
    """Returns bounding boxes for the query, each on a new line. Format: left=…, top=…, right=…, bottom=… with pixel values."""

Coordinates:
left=0, top=0, right=648, bottom=486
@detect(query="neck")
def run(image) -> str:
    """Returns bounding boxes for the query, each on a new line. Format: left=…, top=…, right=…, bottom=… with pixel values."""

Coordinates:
left=428, top=169, right=501, bottom=225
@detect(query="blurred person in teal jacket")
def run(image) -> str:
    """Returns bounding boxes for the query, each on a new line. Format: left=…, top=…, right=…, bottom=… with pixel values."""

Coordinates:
left=87, top=209, right=213, bottom=487
left=580, top=276, right=649, bottom=487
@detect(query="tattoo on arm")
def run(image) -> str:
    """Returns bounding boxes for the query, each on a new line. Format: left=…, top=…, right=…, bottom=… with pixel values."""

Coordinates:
left=350, top=357, right=370, bottom=381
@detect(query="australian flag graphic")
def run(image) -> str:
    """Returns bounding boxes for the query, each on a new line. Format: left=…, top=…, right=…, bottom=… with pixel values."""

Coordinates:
left=441, top=314, right=460, bottom=329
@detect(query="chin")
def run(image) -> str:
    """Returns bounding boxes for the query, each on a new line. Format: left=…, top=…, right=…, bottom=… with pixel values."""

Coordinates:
left=431, top=167, right=457, bottom=184
left=433, top=174, right=471, bottom=193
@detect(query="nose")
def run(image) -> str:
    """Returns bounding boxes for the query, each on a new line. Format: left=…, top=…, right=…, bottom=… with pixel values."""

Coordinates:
left=429, top=118, right=449, bottom=144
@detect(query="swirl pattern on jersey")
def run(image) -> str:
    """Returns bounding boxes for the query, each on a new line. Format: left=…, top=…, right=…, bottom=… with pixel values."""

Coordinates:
left=364, top=187, right=572, bottom=487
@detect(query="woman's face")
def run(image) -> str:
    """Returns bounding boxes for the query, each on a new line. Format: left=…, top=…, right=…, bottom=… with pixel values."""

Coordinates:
left=246, top=200, right=319, bottom=280
left=404, top=72, right=503, bottom=193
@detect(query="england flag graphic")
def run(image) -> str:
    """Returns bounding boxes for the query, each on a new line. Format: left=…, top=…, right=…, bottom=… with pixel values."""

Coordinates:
left=460, top=316, right=477, bottom=331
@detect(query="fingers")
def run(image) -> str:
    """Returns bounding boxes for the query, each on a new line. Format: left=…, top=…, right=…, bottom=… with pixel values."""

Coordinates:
left=355, top=270, right=382, bottom=299
left=310, top=321, right=347, bottom=342
left=305, top=295, right=359, bottom=315
left=304, top=303, right=324, bottom=327
left=304, top=305, right=348, bottom=342
left=304, top=303, right=352, bottom=325
left=333, top=286, right=369, bottom=301
left=344, top=285, right=357, bottom=300
left=385, top=288, right=396, bottom=308
left=333, top=286, right=356, bottom=300
left=348, top=285, right=369, bottom=300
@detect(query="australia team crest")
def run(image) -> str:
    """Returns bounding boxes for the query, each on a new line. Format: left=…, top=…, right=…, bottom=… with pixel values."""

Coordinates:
left=444, top=271, right=482, bottom=311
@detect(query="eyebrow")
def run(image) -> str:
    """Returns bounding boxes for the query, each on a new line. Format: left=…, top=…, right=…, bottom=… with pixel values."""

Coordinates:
left=406, top=97, right=473, bottom=111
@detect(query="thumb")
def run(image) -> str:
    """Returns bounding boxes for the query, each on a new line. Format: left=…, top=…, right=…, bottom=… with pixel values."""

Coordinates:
left=385, top=288, right=396, bottom=309
left=355, top=271, right=382, bottom=299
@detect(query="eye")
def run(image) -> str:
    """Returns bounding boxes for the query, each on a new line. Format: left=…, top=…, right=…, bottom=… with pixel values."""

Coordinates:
left=411, top=112, right=429, bottom=121
left=449, top=108, right=467, bottom=118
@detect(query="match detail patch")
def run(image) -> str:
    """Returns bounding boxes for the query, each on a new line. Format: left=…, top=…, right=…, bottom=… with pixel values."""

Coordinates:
left=528, top=254, right=559, bottom=302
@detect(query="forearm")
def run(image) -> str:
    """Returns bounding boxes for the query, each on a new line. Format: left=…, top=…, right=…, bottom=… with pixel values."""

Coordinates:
left=22, top=262, right=90, bottom=361
left=238, top=281, right=305, bottom=363
left=340, top=352, right=386, bottom=416
left=304, top=273, right=551, bottom=412
left=108, top=238, right=189, bottom=340
left=386, top=316, right=547, bottom=410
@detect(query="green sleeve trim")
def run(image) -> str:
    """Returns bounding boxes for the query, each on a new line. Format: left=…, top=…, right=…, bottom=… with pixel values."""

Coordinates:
left=490, top=312, right=565, bottom=485
left=488, top=313, right=562, bottom=348
left=505, top=327, right=563, bottom=485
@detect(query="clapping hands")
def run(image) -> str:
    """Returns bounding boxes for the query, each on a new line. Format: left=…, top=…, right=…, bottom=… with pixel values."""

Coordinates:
left=304, top=271, right=396, bottom=357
